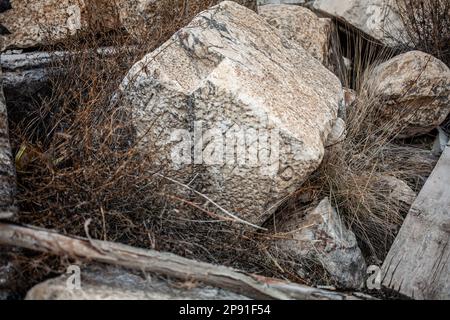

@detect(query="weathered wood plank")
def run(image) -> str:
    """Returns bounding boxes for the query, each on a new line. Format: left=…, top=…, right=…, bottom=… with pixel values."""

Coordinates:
left=0, top=222, right=368, bottom=300
left=381, top=143, right=450, bottom=299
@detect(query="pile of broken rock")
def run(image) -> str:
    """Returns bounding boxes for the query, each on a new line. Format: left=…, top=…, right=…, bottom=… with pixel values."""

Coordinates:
left=0, top=0, right=449, bottom=300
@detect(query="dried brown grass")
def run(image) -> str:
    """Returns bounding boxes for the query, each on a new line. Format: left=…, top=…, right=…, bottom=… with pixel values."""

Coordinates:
left=391, top=0, right=450, bottom=134
left=392, top=0, right=450, bottom=66
left=266, top=27, right=438, bottom=274
left=7, top=1, right=439, bottom=293
left=301, top=47, right=437, bottom=262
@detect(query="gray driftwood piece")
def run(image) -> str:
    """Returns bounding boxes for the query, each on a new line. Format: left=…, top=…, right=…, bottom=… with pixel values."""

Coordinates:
left=381, top=143, right=450, bottom=299
left=0, top=68, right=16, bottom=219
left=0, top=47, right=130, bottom=89
left=1, top=51, right=59, bottom=92
left=26, top=264, right=250, bottom=300
left=0, top=222, right=369, bottom=300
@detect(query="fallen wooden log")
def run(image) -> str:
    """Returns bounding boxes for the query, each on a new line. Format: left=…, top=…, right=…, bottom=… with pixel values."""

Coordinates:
left=26, top=264, right=251, bottom=300
left=0, top=46, right=137, bottom=89
left=0, top=47, right=136, bottom=71
left=0, top=51, right=55, bottom=71
left=0, top=50, right=55, bottom=90
left=0, top=222, right=368, bottom=300
left=381, top=142, right=450, bottom=299
left=0, top=47, right=139, bottom=122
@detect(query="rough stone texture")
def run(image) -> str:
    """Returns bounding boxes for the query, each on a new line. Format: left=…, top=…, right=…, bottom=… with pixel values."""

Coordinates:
left=259, top=4, right=332, bottom=64
left=375, top=175, right=416, bottom=206
left=364, top=51, right=450, bottom=138
left=0, top=68, right=15, bottom=219
left=0, top=0, right=106, bottom=50
left=0, top=1, right=257, bottom=51
left=0, top=246, right=22, bottom=300
left=117, top=0, right=257, bottom=38
left=258, top=0, right=305, bottom=5
left=312, top=0, right=406, bottom=47
left=26, top=265, right=249, bottom=300
left=325, top=118, right=346, bottom=147
left=0, top=67, right=18, bottom=300
left=273, top=198, right=366, bottom=289
left=0, top=0, right=125, bottom=50
left=0, top=252, right=15, bottom=300
left=230, top=0, right=257, bottom=11
left=120, top=1, right=343, bottom=225
left=432, top=127, right=449, bottom=157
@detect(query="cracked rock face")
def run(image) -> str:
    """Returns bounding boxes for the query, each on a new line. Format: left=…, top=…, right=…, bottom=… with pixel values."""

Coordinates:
left=0, top=0, right=124, bottom=50
left=273, top=198, right=366, bottom=289
left=259, top=4, right=332, bottom=65
left=120, top=1, right=343, bottom=226
left=0, top=0, right=95, bottom=50
left=364, top=51, right=450, bottom=138
left=117, top=0, right=256, bottom=38
left=0, top=0, right=257, bottom=51
left=312, top=0, right=407, bottom=47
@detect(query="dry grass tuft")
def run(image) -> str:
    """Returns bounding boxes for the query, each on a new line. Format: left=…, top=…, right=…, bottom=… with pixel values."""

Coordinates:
left=392, top=0, right=450, bottom=66
left=265, top=76, right=437, bottom=283
left=301, top=57, right=437, bottom=262
left=266, top=29, right=438, bottom=272
left=391, top=0, right=450, bottom=134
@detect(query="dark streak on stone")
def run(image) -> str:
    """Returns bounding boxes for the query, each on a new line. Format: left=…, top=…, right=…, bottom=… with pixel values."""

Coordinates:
left=0, top=24, right=11, bottom=35
left=0, top=0, right=11, bottom=13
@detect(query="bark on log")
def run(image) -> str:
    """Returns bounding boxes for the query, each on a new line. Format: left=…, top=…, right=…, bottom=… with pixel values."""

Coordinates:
left=0, top=222, right=368, bottom=300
